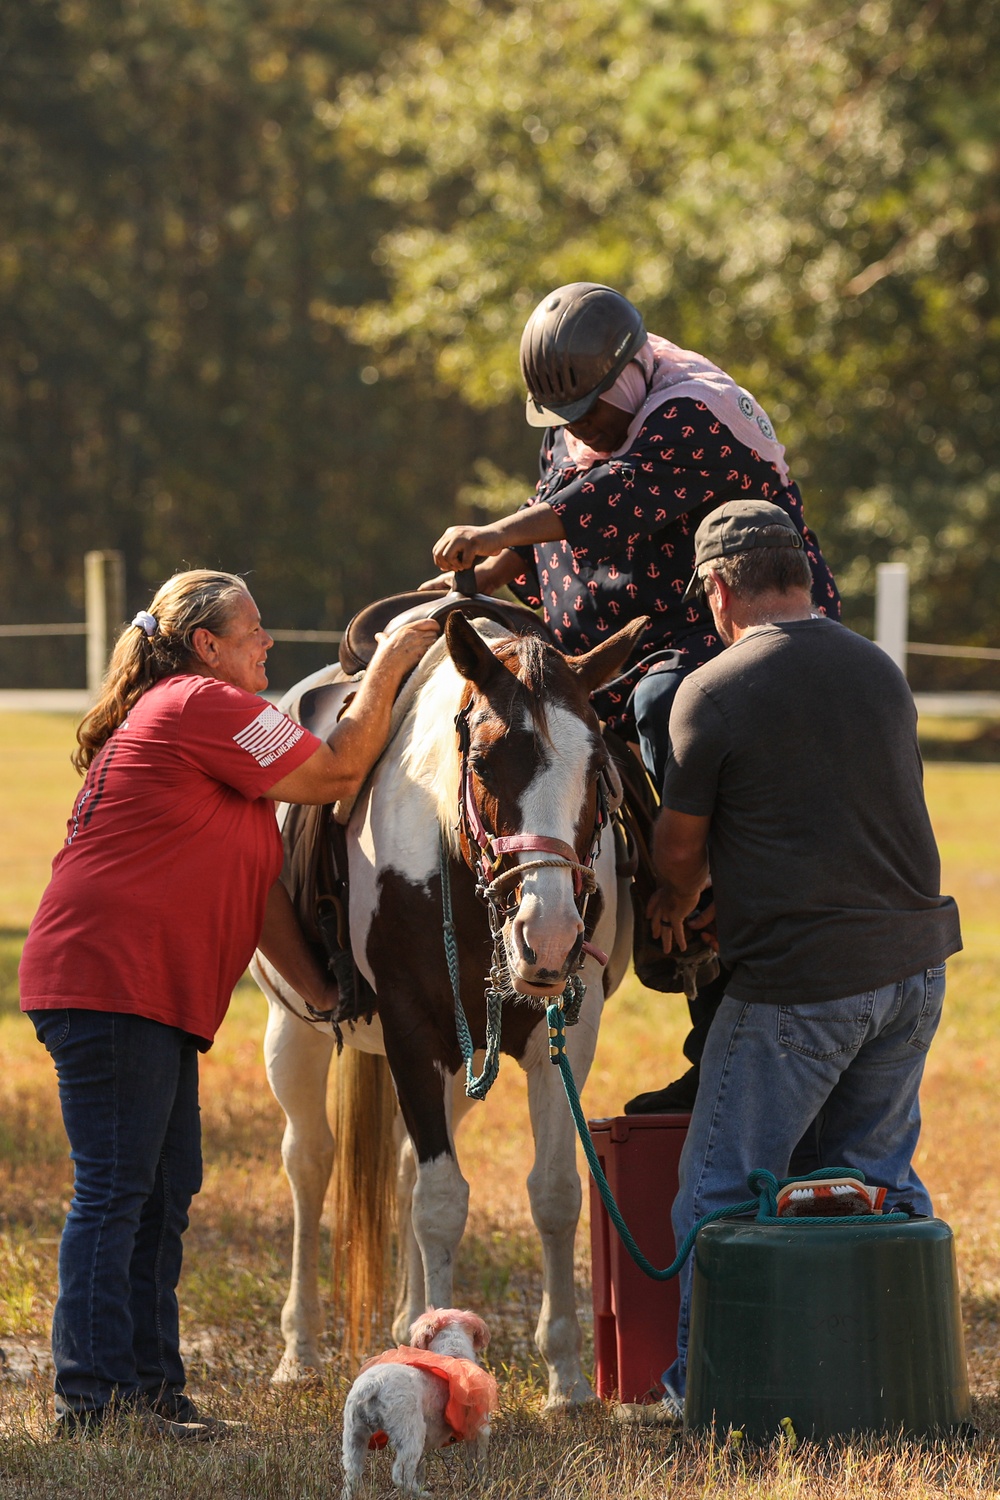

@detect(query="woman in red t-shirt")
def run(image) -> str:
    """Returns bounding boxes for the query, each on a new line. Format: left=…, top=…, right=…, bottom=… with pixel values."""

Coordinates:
left=20, top=568, right=437, bottom=1440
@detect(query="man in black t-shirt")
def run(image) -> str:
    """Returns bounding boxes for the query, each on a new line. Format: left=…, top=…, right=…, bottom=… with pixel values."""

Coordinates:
left=640, top=498, right=961, bottom=1420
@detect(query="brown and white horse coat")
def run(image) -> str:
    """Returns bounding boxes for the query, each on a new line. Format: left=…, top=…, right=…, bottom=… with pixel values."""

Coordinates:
left=253, top=612, right=645, bottom=1406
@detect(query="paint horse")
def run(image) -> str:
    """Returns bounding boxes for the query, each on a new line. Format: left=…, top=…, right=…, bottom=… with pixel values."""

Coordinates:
left=252, top=610, right=647, bottom=1407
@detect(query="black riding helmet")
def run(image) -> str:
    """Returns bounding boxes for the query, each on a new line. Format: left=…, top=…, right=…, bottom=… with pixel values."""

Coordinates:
left=520, top=282, right=647, bottom=427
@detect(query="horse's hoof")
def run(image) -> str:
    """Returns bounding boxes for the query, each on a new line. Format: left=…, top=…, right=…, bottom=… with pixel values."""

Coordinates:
left=543, top=1383, right=599, bottom=1414
left=270, top=1355, right=323, bottom=1387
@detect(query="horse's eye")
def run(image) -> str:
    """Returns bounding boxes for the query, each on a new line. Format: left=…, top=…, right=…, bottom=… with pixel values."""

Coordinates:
left=470, top=757, right=495, bottom=788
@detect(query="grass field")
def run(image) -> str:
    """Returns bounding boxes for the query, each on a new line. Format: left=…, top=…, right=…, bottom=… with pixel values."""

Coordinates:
left=1, top=712, right=999, bottom=1497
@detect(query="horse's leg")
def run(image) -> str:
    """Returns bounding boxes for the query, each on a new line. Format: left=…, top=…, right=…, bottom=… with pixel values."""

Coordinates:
left=261, top=989, right=336, bottom=1382
left=413, top=1152, right=469, bottom=1312
left=522, top=1002, right=604, bottom=1408
left=392, top=1122, right=423, bottom=1343
left=384, top=1032, right=473, bottom=1317
left=392, top=1069, right=479, bottom=1341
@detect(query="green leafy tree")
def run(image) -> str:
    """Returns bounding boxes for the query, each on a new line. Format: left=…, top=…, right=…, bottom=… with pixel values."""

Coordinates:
left=3, top=0, right=997, bottom=692
left=330, top=0, right=1000, bottom=662
left=0, top=0, right=520, bottom=686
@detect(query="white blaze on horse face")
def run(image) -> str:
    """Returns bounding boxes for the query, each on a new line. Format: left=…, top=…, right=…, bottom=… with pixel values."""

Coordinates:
left=508, top=701, right=593, bottom=992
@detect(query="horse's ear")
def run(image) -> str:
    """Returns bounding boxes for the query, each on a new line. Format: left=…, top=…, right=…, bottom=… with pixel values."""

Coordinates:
left=566, top=615, right=651, bottom=694
left=445, top=612, right=502, bottom=685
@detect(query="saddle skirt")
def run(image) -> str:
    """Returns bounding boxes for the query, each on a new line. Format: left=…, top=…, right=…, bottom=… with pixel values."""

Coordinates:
left=360, top=1345, right=499, bottom=1447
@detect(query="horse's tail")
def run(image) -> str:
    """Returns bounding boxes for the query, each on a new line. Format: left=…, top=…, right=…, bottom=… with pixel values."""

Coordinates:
left=328, top=1046, right=398, bottom=1358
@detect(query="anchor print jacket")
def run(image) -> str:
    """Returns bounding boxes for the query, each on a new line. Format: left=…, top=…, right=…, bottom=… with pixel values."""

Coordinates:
left=508, top=397, right=840, bottom=735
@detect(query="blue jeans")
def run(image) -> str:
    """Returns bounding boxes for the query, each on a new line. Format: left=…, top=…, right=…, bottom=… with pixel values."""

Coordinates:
left=631, top=660, right=687, bottom=797
left=28, top=1008, right=203, bottom=1418
left=664, top=965, right=945, bottom=1398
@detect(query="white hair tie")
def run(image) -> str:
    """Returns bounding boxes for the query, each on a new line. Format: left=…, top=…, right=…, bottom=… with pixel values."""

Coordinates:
left=131, top=610, right=158, bottom=637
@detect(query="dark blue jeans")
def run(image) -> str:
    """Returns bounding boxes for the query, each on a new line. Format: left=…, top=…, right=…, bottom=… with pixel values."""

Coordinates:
left=664, top=965, right=945, bottom=1398
left=630, top=658, right=688, bottom=799
left=28, top=1008, right=203, bottom=1419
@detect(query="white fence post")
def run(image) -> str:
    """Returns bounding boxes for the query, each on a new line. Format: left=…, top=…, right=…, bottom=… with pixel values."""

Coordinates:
left=875, top=562, right=909, bottom=677
left=85, top=550, right=125, bottom=698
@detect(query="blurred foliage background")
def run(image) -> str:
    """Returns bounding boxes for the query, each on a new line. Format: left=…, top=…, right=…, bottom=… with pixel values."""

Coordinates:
left=1, top=0, right=998, bottom=690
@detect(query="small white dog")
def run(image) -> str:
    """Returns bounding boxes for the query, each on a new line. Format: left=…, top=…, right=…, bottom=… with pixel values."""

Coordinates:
left=341, top=1307, right=496, bottom=1499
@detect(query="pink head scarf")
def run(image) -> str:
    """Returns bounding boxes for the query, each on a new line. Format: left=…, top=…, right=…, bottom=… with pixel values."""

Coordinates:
left=561, top=335, right=789, bottom=484
left=600, top=359, right=651, bottom=415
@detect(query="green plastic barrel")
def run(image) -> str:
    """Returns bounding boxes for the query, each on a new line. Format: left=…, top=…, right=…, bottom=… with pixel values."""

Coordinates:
left=685, top=1218, right=970, bottom=1441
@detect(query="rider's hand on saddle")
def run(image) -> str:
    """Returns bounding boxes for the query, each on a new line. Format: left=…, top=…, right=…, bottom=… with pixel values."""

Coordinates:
left=417, top=572, right=454, bottom=593
left=419, top=552, right=522, bottom=596
left=432, top=523, right=500, bottom=572
left=371, top=618, right=440, bottom=678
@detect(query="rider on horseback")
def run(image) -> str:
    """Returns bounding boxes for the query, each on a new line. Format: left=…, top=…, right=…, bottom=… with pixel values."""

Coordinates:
left=428, top=283, right=841, bottom=1109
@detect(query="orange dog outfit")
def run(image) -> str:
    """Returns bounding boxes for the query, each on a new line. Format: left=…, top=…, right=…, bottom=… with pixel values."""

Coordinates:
left=361, top=1346, right=499, bottom=1448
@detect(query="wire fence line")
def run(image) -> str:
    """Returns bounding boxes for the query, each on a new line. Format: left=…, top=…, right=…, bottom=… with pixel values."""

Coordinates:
left=268, top=629, right=344, bottom=643
left=907, top=642, right=1000, bottom=662
left=5, top=624, right=992, bottom=654
left=0, top=624, right=88, bottom=637
left=0, top=557, right=996, bottom=716
left=0, top=623, right=344, bottom=642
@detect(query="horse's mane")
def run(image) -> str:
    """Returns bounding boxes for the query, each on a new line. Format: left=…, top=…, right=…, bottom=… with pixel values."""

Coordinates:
left=399, top=619, right=561, bottom=860
left=491, top=634, right=554, bottom=740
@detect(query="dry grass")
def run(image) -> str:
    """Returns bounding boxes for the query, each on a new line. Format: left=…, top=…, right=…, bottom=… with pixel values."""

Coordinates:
left=1, top=713, right=999, bottom=1496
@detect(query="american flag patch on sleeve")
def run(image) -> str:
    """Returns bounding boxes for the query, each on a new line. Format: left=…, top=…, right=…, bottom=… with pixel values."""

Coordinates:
left=233, top=705, right=305, bottom=769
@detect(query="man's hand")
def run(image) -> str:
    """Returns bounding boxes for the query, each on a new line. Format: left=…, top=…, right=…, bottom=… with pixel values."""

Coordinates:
left=646, top=886, right=703, bottom=954
left=687, top=900, right=719, bottom=952
left=647, top=806, right=712, bottom=952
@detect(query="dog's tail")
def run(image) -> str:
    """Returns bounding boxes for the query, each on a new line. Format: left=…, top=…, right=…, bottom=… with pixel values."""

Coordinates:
left=329, top=1049, right=397, bottom=1357
left=353, top=1385, right=387, bottom=1434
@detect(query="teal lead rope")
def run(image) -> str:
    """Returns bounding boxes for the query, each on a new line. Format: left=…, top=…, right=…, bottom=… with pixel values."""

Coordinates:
left=441, top=833, right=588, bottom=1101
left=442, top=832, right=503, bottom=1101
left=545, top=1002, right=908, bottom=1282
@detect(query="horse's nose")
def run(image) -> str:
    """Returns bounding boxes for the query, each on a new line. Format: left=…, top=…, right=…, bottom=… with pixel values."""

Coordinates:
left=510, top=893, right=584, bottom=988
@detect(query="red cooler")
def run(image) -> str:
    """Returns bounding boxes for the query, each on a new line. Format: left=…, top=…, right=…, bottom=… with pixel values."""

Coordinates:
left=588, top=1113, right=690, bottom=1402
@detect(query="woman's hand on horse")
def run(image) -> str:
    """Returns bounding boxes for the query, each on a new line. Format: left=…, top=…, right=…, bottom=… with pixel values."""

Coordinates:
left=267, top=620, right=440, bottom=805
left=371, top=617, right=441, bottom=675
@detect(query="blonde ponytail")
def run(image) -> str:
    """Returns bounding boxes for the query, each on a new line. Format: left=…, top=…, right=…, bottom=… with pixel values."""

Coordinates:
left=74, top=569, right=249, bottom=772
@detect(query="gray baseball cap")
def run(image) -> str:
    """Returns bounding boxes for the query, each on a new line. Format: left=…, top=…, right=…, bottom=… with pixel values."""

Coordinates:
left=682, top=499, right=805, bottom=600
